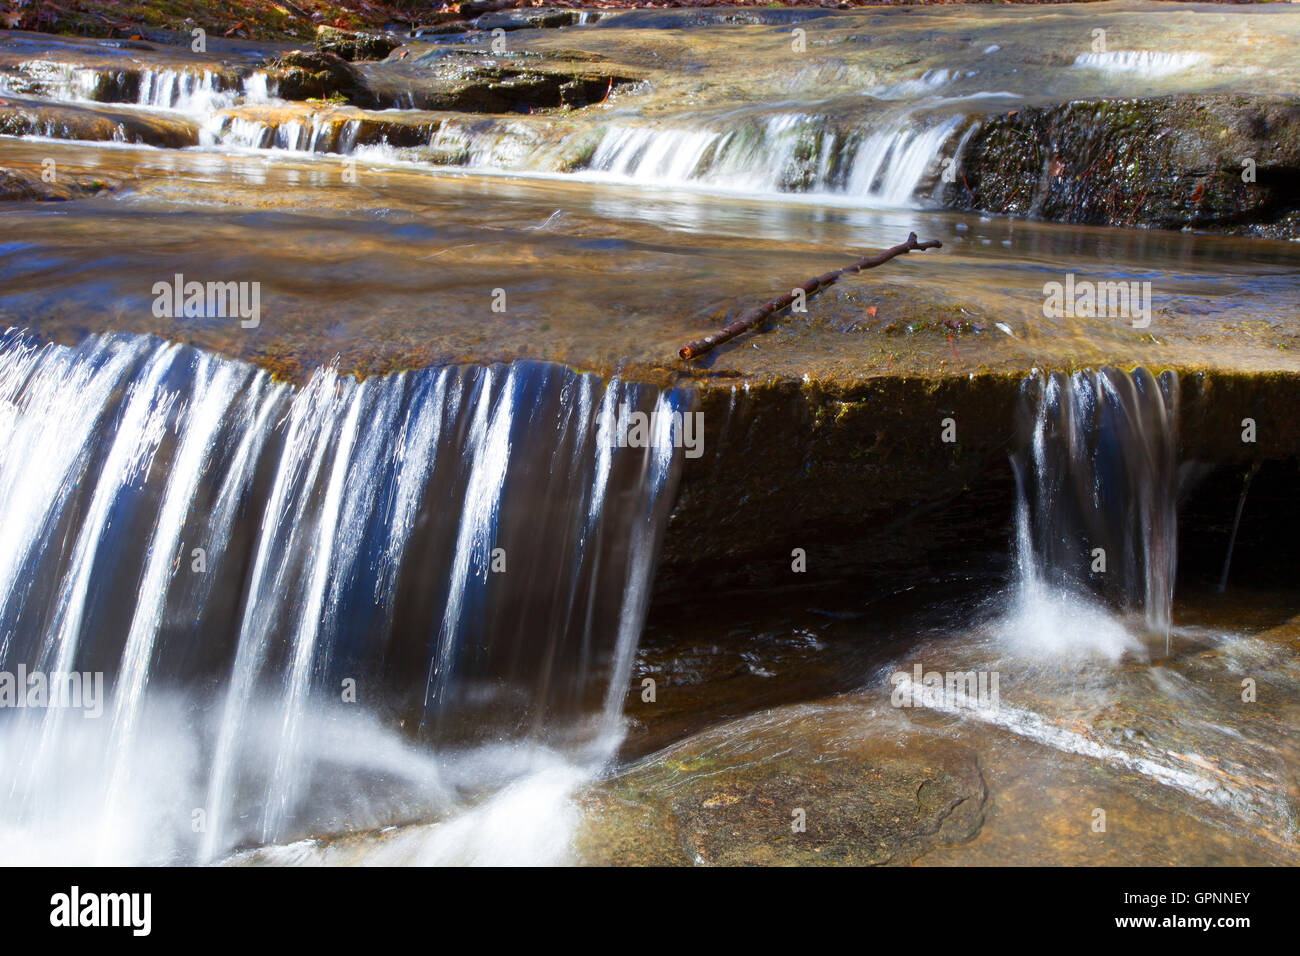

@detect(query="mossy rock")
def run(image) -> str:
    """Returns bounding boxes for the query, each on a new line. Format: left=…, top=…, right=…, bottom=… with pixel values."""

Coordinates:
left=315, top=25, right=402, bottom=63
left=270, top=50, right=372, bottom=106
left=948, top=95, right=1300, bottom=238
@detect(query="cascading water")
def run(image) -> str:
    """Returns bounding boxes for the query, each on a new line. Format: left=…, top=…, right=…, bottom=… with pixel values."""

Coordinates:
left=134, top=68, right=252, bottom=112
left=582, top=112, right=964, bottom=205
left=0, top=61, right=270, bottom=112
left=1007, top=367, right=1180, bottom=656
left=0, top=329, right=685, bottom=864
left=2, top=38, right=971, bottom=208
left=198, top=106, right=966, bottom=207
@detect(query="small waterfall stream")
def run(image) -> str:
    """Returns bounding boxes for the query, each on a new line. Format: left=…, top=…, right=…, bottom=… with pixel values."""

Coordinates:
left=579, top=111, right=964, bottom=204
left=194, top=103, right=968, bottom=207
left=0, top=330, right=685, bottom=864
left=0, top=62, right=271, bottom=112
left=1, top=51, right=969, bottom=207
left=1011, top=368, right=1180, bottom=647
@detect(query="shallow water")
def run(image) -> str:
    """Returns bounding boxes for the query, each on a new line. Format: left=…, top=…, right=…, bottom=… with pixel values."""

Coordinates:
left=229, top=580, right=1300, bottom=866
left=1, top=3, right=1298, bottom=384
left=1, top=137, right=1297, bottom=389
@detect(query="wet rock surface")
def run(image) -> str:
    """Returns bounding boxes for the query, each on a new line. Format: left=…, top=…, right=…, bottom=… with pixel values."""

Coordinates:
left=474, top=10, right=589, bottom=33
left=578, top=705, right=989, bottom=866
left=576, top=588, right=1300, bottom=866
left=314, top=26, right=403, bottom=64
left=270, top=49, right=371, bottom=105
left=254, top=42, right=641, bottom=114
left=354, top=53, right=639, bottom=113
left=0, top=94, right=198, bottom=145
left=951, top=95, right=1300, bottom=238
left=0, top=162, right=116, bottom=200
left=658, top=369, right=1300, bottom=597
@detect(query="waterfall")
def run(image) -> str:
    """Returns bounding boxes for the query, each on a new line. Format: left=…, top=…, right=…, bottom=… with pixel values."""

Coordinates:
left=136, top=68, right=240, bottom=112
left=0, top=60, right=107, bottom=101
left=199, top=105, right=964, bottom=207
left=583, top=112, right=964, bottom=205
left=202, top=114, right=368, bottom=153
left=0, top=61, right=273, bottom=111
left=5, top=47, right=965, bottom=208
left=0, top=330, right=685, bottom=864
left=1009, top=368, right=1180, bottom=653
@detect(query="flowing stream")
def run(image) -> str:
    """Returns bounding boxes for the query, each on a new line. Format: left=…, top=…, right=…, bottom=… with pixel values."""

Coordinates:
left=0, top=2, right=1298, bottom=866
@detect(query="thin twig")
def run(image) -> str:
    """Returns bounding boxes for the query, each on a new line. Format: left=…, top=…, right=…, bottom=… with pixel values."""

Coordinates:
left=678, top=232, right=941, bottom=361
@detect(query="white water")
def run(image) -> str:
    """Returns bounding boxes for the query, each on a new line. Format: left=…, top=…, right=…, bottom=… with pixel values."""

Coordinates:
left=1009, top=368, right=1179, bottom=646
left=3, top=42, right=972, bottom=208
left=0, top=60, right=103, bottom=100
left=225, top=746, right=588, bottom=866
left=425, top=366, right=516, bottom=717
left=580, top=112, right=962, bottom=205
left=0, top=330, right=686, bottom=865
left=201, top=114, right=366, bottom=153
left=889, top=673, right=1231, bottom=809
left=195, top=105, right=966, bottom=207
left=874, top=368, right=1284, bottom=830
left=136, top=68, right=246, bottom=112
left=0, top=61, right=275, bottom=112
left=0, top=333, right=152, bottom=663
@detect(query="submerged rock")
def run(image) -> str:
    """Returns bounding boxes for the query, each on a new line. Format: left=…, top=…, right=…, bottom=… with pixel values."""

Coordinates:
left=0, top=94, right=198, bottom=146
left=0, top=165, right=115, bottom=201
left=577, top=702, right=988, bottom=865
left=575, top=590, right=1300, bottom=867
left=474, top=10, right=585, bottom=33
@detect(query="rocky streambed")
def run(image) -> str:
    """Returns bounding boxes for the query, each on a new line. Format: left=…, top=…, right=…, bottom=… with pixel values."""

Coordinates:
left=5, top=3, right=1300, bottom=231
left=0, top=2, right=1297, bottom=866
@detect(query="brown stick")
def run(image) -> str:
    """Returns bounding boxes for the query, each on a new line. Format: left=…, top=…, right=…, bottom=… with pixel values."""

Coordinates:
left=679, top=232, right=942, bottom=361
